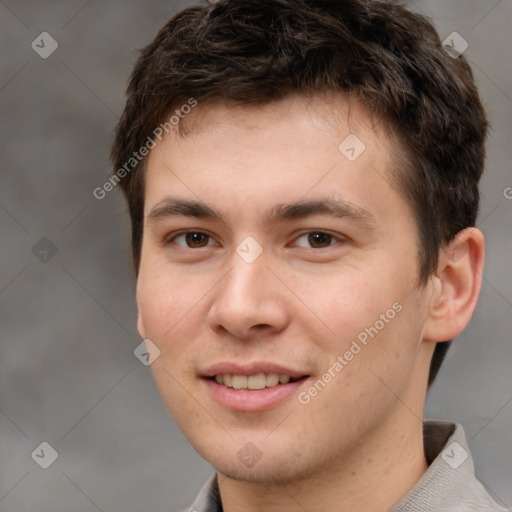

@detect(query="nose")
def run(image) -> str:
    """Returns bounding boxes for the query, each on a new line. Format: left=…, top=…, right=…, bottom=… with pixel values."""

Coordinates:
left=207, top=253, right=290, bottom=341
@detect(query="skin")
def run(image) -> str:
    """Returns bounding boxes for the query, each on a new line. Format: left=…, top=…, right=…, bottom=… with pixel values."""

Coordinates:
left=136, top=94, right=484, bottom=512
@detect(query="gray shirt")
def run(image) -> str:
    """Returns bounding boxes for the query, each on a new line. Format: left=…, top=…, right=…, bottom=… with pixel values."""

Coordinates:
left=180, top=421, right=509, bottom=512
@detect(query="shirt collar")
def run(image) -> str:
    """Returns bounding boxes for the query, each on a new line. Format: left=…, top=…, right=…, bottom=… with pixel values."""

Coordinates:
left=391, top=420, right=508, bottom=511
left=185, top=421, right=507, bottom=512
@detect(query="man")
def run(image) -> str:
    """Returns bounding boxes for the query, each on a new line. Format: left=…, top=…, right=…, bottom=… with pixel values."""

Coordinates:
left=110, top=0, right=508, bottom=510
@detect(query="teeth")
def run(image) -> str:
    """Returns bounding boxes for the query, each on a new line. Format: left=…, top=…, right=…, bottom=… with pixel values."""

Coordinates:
left=247, top=373, right=266, bottom=390
left=232, top=375, right=247, bottom=389
left=214, top=372, right=296, bottom=390
left=266, top=373, right=280, bottom=387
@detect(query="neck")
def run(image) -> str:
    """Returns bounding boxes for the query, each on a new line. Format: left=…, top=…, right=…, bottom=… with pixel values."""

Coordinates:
left=218, top=401, right=428, bottom=512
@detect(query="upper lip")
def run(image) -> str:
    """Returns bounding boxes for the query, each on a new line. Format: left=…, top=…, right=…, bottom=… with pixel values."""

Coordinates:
left=201, top=362, right=309, bottom=379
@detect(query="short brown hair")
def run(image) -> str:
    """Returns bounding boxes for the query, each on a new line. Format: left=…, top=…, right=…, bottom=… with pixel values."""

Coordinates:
left=111, top=0, right=489, bottom=386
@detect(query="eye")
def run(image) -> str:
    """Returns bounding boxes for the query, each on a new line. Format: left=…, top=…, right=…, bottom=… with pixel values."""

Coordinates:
left=293, top=231, right=342, bottom=249
left=170, top=231, right=215, bottom=248
left=166, top=230, right=343, bottom=250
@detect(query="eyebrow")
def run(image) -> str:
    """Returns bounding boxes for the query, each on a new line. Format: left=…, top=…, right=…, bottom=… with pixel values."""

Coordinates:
left=146, top=196, right=376, bottom=226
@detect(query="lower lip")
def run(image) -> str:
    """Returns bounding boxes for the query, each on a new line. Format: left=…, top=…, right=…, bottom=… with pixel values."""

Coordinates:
left=203, top=377, right=309, bottom=412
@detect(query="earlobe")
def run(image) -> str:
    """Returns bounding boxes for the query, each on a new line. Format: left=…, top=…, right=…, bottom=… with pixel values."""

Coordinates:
left=423, top=228, right=485, bottom=343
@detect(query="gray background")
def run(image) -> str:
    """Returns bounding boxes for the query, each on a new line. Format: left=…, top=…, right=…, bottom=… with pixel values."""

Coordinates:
left=0, top=1, right=510, bottom=511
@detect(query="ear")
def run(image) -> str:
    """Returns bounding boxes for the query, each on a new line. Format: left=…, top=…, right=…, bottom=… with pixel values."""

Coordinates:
left=423, top=228, right=485, bottom=342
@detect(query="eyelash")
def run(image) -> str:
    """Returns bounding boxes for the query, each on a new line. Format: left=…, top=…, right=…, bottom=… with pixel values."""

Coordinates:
left=166, top=230, right=345, bottom=250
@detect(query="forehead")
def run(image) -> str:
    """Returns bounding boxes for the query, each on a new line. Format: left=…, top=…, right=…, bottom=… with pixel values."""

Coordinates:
left=175, top=93, right=389, bottom=145
left=143, top=94, right=406, bottom=226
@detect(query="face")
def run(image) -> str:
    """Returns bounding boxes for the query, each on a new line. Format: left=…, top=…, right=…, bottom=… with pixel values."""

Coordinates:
left=136, top=95, right=434, bottom=483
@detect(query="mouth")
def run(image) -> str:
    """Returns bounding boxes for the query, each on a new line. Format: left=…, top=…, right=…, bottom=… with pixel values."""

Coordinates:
left=207, top=372, right=308, bottom=390
left=201, top=365, right=311, bottom=411
left=200, top=362, right=311, bottom=411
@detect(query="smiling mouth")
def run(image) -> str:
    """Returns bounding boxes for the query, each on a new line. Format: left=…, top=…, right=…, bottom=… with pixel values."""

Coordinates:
left=208, top=373, right=308, bottom=390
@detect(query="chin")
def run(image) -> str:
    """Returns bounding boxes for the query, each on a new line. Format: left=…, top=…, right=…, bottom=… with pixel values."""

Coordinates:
left=201, top=444, right=323, bottom=485
left=216, top=461, right=309, bottom=485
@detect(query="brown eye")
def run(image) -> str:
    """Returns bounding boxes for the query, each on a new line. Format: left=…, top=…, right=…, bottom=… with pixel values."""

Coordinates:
left=308, top=233, right=332, bottom=247
left=185, top=232, right=210, bottom=248
left=308, top=232, right=332, bottom=248
left=294, top=231, right=337, bottom=249
left=172, top=232, right=212, bottom=248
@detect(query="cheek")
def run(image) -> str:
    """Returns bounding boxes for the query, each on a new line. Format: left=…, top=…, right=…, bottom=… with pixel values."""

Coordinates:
left=137, top=263, right=197, bottom=335
left=298, top=304, right=422, bottom=442
left=294, top=266, right=399, bottom=347
left=137, top=273, right=183, bottom=368
left=136, top=265, right=217, bottom=379
left=298, top=267, right=421, bottom=393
